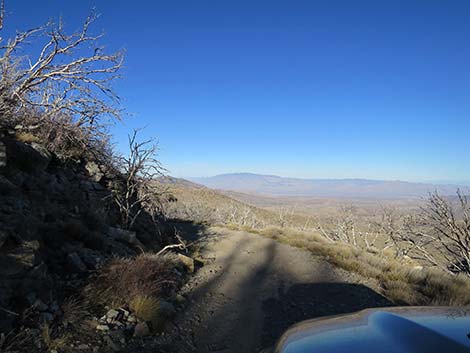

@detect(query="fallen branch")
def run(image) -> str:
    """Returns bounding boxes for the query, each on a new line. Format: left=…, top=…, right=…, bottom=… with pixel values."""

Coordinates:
left=156, top=230, right=197, bottom=255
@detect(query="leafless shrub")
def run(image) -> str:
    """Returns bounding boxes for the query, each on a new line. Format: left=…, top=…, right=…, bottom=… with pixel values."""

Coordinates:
left=163, top=196, right=265, bottom=229
left=374, top=191, right=470, bottom=276
left=277, top=206, right=294, bottom=228
left=375, top=206, right=415, bottom=257
left=0, top=9, right=123, bottom=159
left=319, top=205, right=390, bottom=253
left=112, top=129, right=165, bottom=230
left=393, top=191, right=470, bottom=276
left=319, top=205, right=356, bottom=244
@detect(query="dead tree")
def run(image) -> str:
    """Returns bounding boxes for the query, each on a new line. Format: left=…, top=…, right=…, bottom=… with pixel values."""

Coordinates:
left=0, top=10, right=123, bottom=157
left=113, top=130, right=165, bottom=230
left=319, top=205, right=358, bottom=245
left=318, top=205, right=386, bottom=252
left=239, top=206, right=252, bottom=226
left=277, top=206, right=294, bottom=228
left=375, top=206, right=411, bottom=257
left=381, top=191, right=470, bottom=276
left=227, top=201, right=239, bottom=224
left=414, top=191, right=470, bottom=275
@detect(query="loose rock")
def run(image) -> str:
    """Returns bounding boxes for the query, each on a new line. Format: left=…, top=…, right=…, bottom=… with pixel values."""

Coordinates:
left=96, top=324, right=110, bottom=331
left=104, top=335, right=121, bottom=352
left=177, top=253, right=195, bottom=273
left=133, top=321, right=150, bottom=337
left=67, top=252, right=87, bottom=273
left=159, top=300, right=176, bottom=317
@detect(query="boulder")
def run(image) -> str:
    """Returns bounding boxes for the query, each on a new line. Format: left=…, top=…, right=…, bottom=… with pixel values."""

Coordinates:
left=108, top=227, right=144, bottom=248
left=85, top=161, right=104, bottom=183
left=0, top=175, right=17, bottom=195
left=0, top=230, right=8, bottom=249
left=0, top=139, right=5, bottom=168
left=66, top=252, right=87, bottom=273
left=78, top=248, right=103, bottom=270
left=133, top=321, right=150, bottom=337
left=3, top=138, right=51, bottom=173
left=105, top=309, right=122, bottom=323
left=104, top=335, right=121, bottom=352
left=177, top=253, right=195, bottom=273
left=175, top=294, right=186, bottom=305
left=96, top=324, right=110, bottom=332
left=30, top=142, right=52, bottom=168
left=0, top=241, right=40, bottom=276
left=159, top=300, right=176, bottom=317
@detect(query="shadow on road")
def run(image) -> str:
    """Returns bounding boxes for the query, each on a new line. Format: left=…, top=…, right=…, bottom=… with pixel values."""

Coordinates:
left=261, top=282, right=394, bottom=348
left=173, top=228, right=395, bottom=353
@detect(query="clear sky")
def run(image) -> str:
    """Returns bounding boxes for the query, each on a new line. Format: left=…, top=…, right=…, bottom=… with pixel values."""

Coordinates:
left=6, top=1, right=470, bottom=183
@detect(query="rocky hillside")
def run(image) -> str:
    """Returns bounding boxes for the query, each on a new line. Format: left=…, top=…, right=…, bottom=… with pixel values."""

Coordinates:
left=0, top=132, right=194, bottom=352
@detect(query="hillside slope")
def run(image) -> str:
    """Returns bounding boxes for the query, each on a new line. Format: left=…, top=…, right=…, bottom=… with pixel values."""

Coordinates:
left=158, top=178, right=311, bottom=228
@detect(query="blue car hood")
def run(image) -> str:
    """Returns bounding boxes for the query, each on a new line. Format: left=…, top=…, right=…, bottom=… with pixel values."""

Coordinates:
left=273, top=307, right=470, bottom=353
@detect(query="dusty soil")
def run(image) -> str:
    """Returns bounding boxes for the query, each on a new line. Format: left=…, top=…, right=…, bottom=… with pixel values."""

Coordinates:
left=171, top=227, right=393, bottom=353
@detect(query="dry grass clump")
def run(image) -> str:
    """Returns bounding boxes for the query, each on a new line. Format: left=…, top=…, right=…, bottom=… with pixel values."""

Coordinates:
left=85, top=253, right=179, bottom=309
left=61, top=297, right=91, bottom=332
left=0, top=330, right=33, bottom=353
left=254, top=226, right=470, bottom=306
left=40, top=322, right=69, bottom=352
left=81, top=253, right=181, bottom=336
left=129, top=295, right=161, bottom=328
left=258, top=226, right=325, bottom=243
left=3, top=254, right=177, bottom=353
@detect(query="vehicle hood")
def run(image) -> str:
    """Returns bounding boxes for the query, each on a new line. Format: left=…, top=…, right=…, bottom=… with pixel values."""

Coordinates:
left=273, top=307, right=470, bottom=353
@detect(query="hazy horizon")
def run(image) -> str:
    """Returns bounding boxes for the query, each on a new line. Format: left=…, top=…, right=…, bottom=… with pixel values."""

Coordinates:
left=186, top=172, right=470, bottom=199
left=180, top=171, right=470, bottom=187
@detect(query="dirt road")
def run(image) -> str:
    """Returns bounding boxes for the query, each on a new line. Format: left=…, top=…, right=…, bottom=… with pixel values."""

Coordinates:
left=172, top=227, right=393, bottom=353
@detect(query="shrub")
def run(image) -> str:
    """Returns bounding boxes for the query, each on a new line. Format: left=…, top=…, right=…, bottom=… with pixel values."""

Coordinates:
left=85, top=253, right=178, bottom=309
left=112, top=130, right=165, bottom=230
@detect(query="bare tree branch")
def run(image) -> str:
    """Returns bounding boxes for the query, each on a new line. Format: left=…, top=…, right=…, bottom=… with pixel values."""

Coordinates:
left=0, top=10, right=123, bottom=158
left=113, top=129, right=166, bottom=230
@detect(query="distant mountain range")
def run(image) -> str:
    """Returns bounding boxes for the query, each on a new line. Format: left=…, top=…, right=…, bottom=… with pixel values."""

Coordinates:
left=157, top=176, right=205, bottom=189
left=188, top=173, right=467, bottom=199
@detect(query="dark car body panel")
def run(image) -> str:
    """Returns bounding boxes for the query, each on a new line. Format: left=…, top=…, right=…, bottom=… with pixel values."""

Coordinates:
left=272, top=307, right=470, bottom=353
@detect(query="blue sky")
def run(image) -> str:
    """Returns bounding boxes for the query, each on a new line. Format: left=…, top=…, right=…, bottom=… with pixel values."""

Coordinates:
left=7, top=1, right=470, bottom=183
